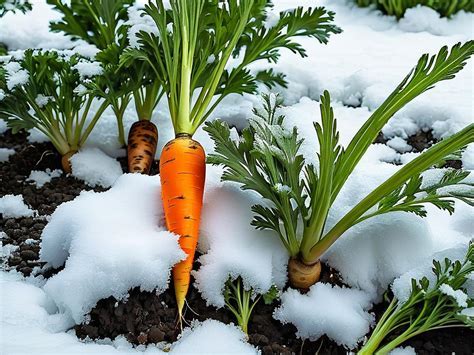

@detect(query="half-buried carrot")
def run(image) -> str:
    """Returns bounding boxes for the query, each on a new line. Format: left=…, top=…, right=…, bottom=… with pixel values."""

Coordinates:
left=160, top=134, right=205, bottom=319
left=129, top=0, right=338, bottom=323
left=127, top=120, right=158, bottom=174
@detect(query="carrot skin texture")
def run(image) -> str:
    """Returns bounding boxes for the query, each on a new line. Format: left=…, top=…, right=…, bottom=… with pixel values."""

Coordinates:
left=61, top=150, right=76, bottom=173
left=127, top=120, right=158, bottom=174
left=160, top=135, right=206, bottom=317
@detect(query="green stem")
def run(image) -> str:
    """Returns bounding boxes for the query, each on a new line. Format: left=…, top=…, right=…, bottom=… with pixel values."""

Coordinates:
left=306, top=124, right=474, bottom=263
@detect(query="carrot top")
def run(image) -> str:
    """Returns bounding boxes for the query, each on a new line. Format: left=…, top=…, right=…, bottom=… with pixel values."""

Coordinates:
left=122, top=0, right=341, bottom=136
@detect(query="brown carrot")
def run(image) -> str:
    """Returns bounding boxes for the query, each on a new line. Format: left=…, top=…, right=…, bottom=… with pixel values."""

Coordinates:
left=127, top=120, right=158, bottom=174
left=160, top=134, right=206, bottom=318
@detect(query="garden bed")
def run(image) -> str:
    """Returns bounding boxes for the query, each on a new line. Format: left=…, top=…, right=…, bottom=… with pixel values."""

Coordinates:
left=1, top=1, right=473, bottom=354
left=1, top=130, right=472, bottom=354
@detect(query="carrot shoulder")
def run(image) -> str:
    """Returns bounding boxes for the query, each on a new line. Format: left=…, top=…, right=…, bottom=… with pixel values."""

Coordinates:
left=127, top=120, right=158, bottom=174
left=160, top=134, right=205, bottom=317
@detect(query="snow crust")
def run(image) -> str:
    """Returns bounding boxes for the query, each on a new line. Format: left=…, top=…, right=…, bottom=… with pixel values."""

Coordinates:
left=391, top=246, right=470, bottom=304
left=0, top=0, right=473, bottom=352
left=194, top=166, right=288, bottom=308
left=70, top=148, right=123, bottom=188
left=27, top=169, right=62, bottom=188
left=0, top=147, right=15, bottom=162
left=171, top=320, right=258, bottom=354
left=39, top=174, right=185, bottom=324
left=0, top=194, right=35, bottom=218
left=274, top=283, right=374, bottom=348
left=1, top=271, right=256, bottom=354
left=389, top=346, right=417, bottom=355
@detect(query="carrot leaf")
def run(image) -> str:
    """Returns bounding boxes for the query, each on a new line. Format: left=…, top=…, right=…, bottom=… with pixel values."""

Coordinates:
left=127, top=0, right=341, bottom=136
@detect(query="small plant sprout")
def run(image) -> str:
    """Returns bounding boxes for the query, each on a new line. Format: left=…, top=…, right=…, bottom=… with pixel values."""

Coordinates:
left=205, top=41, right=474, bottom=289
left=359, top=243, right=474, bottom=354
left=0, top=49, right=108, bottom=172
left=224, top=277, right=279, bottom=334
left=124, top=0, right=341, bottom=319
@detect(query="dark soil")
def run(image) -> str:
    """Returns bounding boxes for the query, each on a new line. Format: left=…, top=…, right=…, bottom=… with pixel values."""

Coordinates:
left=1, top=129, right=472, bottom=354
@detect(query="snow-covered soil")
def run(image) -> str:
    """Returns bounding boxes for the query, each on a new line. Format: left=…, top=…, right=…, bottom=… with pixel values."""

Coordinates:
left=0, top=0, right=473, bottom=353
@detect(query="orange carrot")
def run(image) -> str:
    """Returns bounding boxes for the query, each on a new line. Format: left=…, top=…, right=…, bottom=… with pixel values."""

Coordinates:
left=160, top=134, right=206, bottom=318
left=127, top=120, right=158, bottom=174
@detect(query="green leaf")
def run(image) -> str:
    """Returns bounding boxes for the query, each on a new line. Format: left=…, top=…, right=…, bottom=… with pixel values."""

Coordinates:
left=333, top=41, right=474, bottom=202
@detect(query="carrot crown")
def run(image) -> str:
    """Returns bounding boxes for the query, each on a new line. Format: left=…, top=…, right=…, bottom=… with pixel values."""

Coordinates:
left=123, top=0, right=341, bottom=136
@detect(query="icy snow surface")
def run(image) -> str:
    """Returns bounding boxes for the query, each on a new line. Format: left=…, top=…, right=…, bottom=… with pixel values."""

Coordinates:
left=389, top=346, right=417, bottom=355
left=40, top=174, right=185, bottom=324
left=0, top=147, right=15, bottom=162
left=27, top=169, right=62, bottom=188
left=194, top=166, right=288, bottom=308
left=1, top=271, right=257, bottom=354
left=0, top=194, right=35, bottom=218
left=170, top=319, right=258, bottom=354
left=274, top=283, right=374, bottom=348
left=70, top=148, right=123, bottom=188
left=0, top=0, right=473, bottom=351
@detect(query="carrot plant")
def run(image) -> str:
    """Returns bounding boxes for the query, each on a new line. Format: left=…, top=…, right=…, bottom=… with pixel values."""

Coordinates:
left=356, top=0, right=473, bottom=18
left=48, top=0, right=163, bottom=151
left=205, top=41, right=474, bottom=289
left=0, top=49, right=108, bottom=172
left=125, top=0, right=340, bottom=319
left=359, top=243, right=474, bottom=354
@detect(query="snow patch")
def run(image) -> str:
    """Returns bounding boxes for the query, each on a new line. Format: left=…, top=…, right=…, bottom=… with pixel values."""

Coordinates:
left=0, top=195, right=35, bottom=218
left=40, top=174, right=185, bottom=324
left=171, top=320, right=258, bottom=354
left=0, top=147, right=15, bottom=162
left=70, top=148, right=123, bottom=188
left=27, top=169, right=62, bottom=188
left=274, top=283, right=374, bottom=348
left=389, top=346, right=417, bottom=355
left=194, top=166, right=288, bottom=308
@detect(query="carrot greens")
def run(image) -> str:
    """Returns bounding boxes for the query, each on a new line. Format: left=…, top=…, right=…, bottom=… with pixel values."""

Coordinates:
left=0, top=49, right=108, bottom=170
left=48, top=0, right=163, bottom=145
left=122, top=0, right=341, bottom=137
left=359, top=243, right=474, bottom=354
left=205, top=42, right=474, bottom=288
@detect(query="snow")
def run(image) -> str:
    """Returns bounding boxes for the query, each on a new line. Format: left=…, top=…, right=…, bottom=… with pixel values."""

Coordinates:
left=0, top=0, right=473, bottom=352
left=0, top=147, right=15, bottom=162
left=389, top=346, right=417, bottom=355
left=6, top=68, right=29, bottom=90
left=274, top=283, right=374, bottom=348
left=391, top=246, right=469, bottom=304
left=126, top=4, right=159, bottom=49
left=27, top=169, right=62, bottom=188
left=70, top=148, right=123, bottom=188
left=171, top=320, right=258, bottom=354
left=0, top=194, right=35, bottom=218
left=1, top=271, right=256, bottom=354
left=0, top=120, right=7, bottom=134
left=194, top=166, right=288, bottom=308
left=28, top=127, right=50, bottom=143
left=439, top=284, right=468, bottom=307
left=73, top=60, right=103, bottom=79
left=40, top=174, right=185, bottom=324
left=35, top=94, right=52, bottom=108
left=462, top=144, right=474, bottom=170
left=386, top=136, right=412, bottom=153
